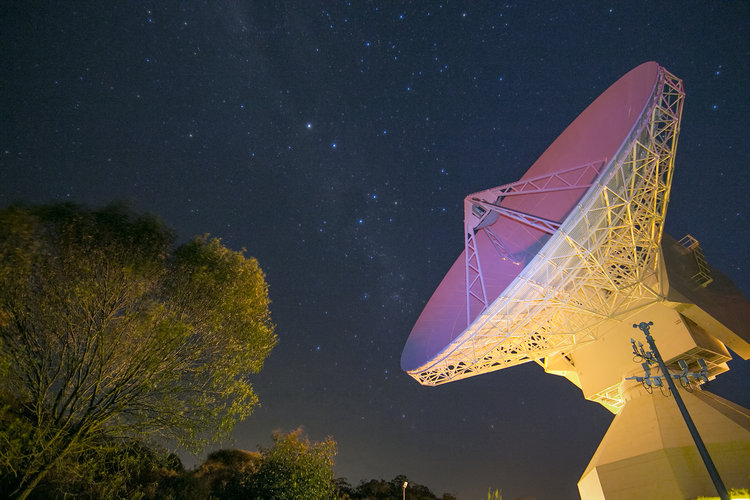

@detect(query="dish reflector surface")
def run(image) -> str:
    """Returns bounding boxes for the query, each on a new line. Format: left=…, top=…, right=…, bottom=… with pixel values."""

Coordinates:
left=402, top=62, right=665, bottom=374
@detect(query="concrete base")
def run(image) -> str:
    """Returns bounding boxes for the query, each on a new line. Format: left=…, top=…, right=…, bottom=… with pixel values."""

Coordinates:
left=578, top=381, right=750, bottom=499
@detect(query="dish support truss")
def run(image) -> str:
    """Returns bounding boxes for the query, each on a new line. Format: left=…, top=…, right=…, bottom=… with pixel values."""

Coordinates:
left=407, top=68, right=685, bottom=399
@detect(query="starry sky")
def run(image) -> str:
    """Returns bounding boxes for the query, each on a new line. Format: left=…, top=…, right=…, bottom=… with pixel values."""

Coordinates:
left=2, top=2, right=749, bottom=499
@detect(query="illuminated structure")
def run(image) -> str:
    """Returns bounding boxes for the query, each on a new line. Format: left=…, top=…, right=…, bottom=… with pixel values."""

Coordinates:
left=401, top=62, right=750, bottom=498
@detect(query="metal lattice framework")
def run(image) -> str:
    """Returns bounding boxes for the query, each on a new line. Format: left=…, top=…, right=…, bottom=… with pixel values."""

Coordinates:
left=407, top=68, right=685, bottom=390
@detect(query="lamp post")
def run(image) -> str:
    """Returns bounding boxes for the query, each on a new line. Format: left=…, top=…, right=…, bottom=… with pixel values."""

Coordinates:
left=402, top=481, right=408, bottom=500
left=632, top=321, right=728, bottom=500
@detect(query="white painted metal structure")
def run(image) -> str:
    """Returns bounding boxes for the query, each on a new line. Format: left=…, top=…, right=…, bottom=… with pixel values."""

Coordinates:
left=402, top=61, right=750, bottom=498
left=406, top=68, right=685, bottom=407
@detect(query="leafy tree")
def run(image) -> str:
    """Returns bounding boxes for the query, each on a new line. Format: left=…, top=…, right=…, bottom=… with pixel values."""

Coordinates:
left=194, top=448, right=262, bottom=500
left=333, top=476, right=356, bottom=499
left=352, top=477, right=397, bottom=499
left=244, top=427, right=337, bottom=500
left=0, top=203, right=276, bottom=499
left=348, top=474, right=455, bottom=500
left=32, top=438, right=187, bottom=499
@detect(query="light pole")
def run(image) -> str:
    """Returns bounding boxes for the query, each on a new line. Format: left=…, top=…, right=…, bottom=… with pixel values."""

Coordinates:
left=402, top=480, right=408, bottom=500
left=632, top=321, right=728, bottom=500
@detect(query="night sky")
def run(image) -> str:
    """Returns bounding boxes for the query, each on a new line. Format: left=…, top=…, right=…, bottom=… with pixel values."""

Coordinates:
left=2, top=3, right=749, bottom=499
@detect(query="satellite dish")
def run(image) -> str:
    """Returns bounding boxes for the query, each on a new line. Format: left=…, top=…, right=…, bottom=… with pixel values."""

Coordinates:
left=401, top=61, right=684, bottom=384
left=401, top=61, right=750, bottom=498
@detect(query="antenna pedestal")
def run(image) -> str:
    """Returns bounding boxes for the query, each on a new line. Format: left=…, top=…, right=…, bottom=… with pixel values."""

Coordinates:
left=578, top=381, right=750, bottom=499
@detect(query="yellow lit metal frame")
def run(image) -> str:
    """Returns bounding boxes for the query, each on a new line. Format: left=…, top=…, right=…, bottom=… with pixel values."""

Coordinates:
left=407, top=69, right=685, bottom=397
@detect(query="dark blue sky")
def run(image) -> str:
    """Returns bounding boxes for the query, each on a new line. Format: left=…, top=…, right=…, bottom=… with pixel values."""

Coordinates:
left=2, top=3, right=748, bottom=499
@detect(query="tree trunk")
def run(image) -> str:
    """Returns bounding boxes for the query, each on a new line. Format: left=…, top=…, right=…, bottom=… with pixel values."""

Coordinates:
left=11, top=430, right=83, bottom=500
left=12, top=458, right=56, bottom=500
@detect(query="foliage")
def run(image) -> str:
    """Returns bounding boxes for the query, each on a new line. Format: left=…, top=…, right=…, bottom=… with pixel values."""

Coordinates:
left=31, top=439, right=186, bottom=499
left=0, top=203, right=276, bottom=499
left=339, top=474, right=457, bottom=500
left=193, top=448, right=262, bottom=499
left=244, top=427, right=337, bottom=500
left=485, top=488, right=502, bottom=500
left=166, top=429, right=337, bottom=500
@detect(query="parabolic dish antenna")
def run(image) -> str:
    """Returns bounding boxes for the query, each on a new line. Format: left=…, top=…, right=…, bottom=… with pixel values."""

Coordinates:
left=401, top=61, right=750, bottom=498
left=401, top=62, right=685, bottom=391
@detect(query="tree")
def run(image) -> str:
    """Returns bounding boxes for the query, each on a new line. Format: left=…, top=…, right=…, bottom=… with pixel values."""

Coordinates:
left=194, top=448, right=262, bottom=500
left=244, top=428, right=337, bottom=500
left=32, top=438, right=188, bottom=499
left=0, top=203, right=276, bottom=499
left=333, top=477, right=356, bottom=499
left=348, top=474, right=454, bottom=500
